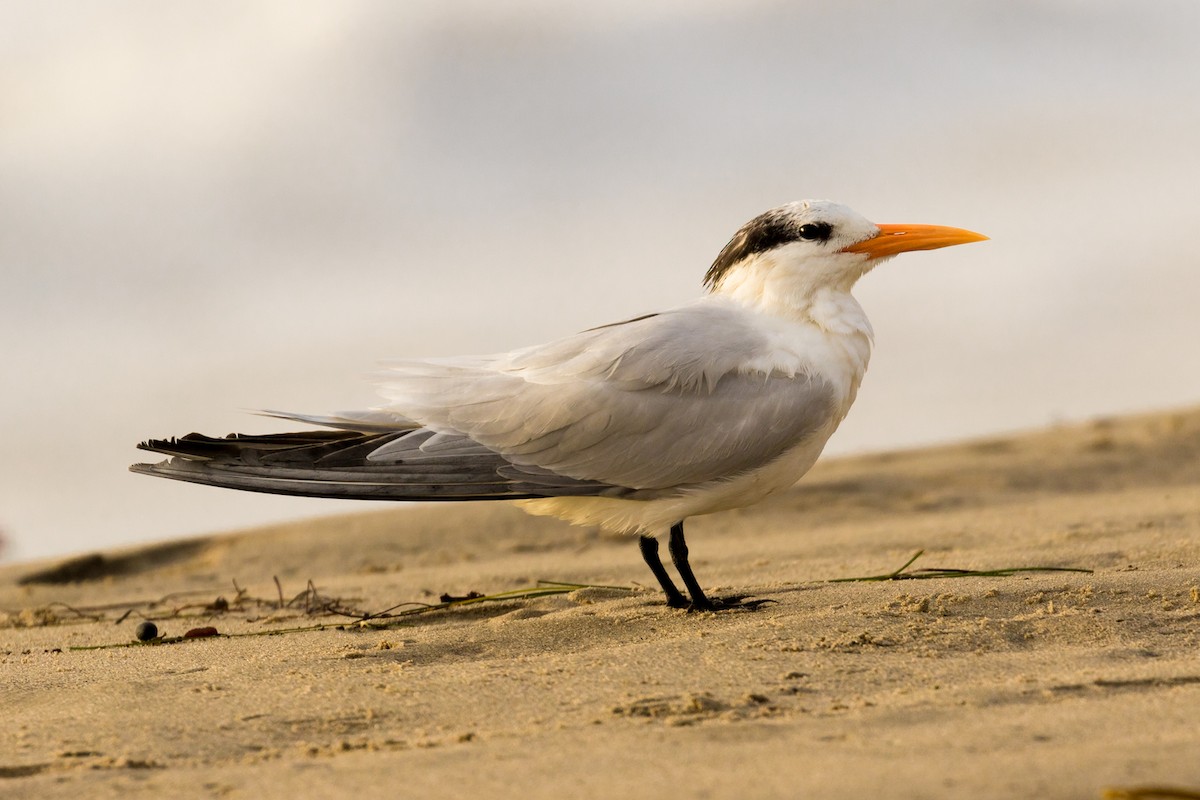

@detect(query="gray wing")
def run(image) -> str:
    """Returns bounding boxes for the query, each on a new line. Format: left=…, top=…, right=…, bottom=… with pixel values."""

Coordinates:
left=370, top=304, right=838, bottom=490
left=132, top=429, right=618, bottom=500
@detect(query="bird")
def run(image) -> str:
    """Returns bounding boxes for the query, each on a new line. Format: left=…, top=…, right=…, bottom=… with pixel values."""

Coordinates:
left=132, top=200, right=986, bottom=611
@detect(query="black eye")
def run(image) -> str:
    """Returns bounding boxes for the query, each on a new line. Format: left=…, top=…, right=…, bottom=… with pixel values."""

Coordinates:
left=797, top=222, right=832, bottom=242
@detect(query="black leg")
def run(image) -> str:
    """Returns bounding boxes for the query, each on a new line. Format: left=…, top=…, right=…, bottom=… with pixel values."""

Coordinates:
left=668, top=521, right=715, bottom=612
left=639, top=535, right=689, bottom=608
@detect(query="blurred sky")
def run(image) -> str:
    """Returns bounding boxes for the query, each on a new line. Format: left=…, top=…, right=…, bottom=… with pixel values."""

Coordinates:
left=2, top=0, right=1198, bottom=562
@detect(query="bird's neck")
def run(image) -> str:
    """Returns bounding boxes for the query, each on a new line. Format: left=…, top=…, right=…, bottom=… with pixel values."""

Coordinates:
left=705, top=264, right=875, bottom=416
left=710, top=254, right=871, bottom=330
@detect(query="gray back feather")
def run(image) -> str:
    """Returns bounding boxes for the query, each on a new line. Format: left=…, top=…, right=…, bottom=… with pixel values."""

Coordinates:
left=373, top=304, right=837, bottom=490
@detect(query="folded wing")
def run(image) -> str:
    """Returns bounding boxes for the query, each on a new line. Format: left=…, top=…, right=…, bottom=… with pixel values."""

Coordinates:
left=132, top=429, right=619, bottom=500
left=133, top=304, right=838, bottom=501
left=372, top=304, right=838, bottom=490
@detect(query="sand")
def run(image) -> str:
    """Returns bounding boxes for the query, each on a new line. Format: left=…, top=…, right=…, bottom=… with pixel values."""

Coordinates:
left=2, top=408, right=1199, bottom=799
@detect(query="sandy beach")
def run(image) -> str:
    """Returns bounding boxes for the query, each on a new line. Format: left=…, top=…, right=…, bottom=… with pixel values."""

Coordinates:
left=3, top=407, right=1198, bottom=799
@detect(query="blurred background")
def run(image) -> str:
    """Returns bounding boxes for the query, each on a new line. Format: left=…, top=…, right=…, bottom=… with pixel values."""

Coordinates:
left=2, top=0, right=1198, bottom=562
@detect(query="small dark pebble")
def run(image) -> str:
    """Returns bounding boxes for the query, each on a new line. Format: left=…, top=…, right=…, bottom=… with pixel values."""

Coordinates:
left=135, top=621, right=158, bottom=641
left=183, top=626, right=219, bottom=639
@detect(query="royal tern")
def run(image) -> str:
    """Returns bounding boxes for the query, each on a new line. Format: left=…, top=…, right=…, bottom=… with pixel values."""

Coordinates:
left=133, top=200, right=985, bottom=611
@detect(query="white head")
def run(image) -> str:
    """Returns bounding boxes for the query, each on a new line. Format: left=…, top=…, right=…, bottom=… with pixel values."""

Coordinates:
left=704, top=200, right=985, bottom=312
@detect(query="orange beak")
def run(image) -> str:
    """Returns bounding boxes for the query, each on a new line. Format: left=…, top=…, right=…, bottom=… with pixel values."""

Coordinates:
left=840, top=223, right=988, bottom=259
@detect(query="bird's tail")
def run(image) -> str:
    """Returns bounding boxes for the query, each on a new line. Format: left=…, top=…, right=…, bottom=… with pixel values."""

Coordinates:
left=131, top=430, right=583, bottom=501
